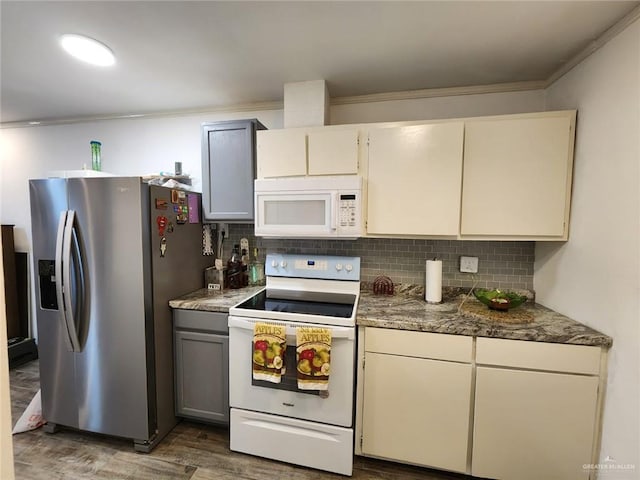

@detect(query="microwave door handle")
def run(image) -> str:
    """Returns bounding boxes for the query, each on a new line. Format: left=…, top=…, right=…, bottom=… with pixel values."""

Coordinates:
left=331, top=192, right=338, bottom=232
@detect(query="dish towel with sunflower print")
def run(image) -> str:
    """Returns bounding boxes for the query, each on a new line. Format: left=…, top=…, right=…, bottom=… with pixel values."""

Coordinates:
left=296, top=327, right=331, bottom=391
left=252, top=322, right=286, bottom=383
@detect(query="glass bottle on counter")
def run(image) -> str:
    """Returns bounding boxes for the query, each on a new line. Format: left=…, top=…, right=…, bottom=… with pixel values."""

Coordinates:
left=249, top=248, right=265, bottom=286
left=227, top=244, right=244, bottom=289
left=90, top=140, right=102, bottom=171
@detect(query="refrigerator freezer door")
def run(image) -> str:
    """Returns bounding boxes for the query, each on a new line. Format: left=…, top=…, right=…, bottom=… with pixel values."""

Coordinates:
left=29, top=179, right=79, bottom=429
left=68, top=177, right=153, bottom=440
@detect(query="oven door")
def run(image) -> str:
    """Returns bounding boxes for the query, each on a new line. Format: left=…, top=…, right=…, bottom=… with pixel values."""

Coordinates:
left=228, top=316, right=355, bottom=427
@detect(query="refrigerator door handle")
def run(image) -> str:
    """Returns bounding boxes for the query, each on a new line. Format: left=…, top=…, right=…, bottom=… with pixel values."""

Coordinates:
left=62, top=210, right=82, bottom=352
left=55, top=211, right=75, bottom=352
left=70, top=218, right=86, bottom=352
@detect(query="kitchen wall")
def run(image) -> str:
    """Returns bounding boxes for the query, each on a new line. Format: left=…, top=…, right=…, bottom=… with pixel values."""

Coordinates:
left=537, top=18, right=639, bottom=474
left=0, top=109, right=281, bottom=250
left=224, top=224, right=534, bottom=290
left=331, top=89, right=544, bottom=125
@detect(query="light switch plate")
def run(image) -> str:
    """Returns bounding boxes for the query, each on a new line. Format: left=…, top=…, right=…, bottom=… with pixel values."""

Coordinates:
left=460, top=256, right=479, bottom=273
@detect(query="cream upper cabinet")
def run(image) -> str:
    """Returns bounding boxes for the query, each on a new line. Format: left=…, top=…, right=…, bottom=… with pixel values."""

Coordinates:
left=461, top=111, right=576, bottom=239
left=258, top=111, right=576, bottom=239
left=257, top=127, right=359, bottom=178
left=360, top=328, right=473, bottom=474
left=257, top=129, right=307, bottom=178
left=366, top=122, right=464, bottom=236
left=307, top=129, right=359, bottom=175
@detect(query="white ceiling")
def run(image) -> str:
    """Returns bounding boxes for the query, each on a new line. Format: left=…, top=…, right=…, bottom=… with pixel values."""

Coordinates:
left=1, top=1, right=639, bottom=126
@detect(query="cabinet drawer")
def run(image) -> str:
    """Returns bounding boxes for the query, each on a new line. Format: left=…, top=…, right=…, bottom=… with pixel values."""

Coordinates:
left=476, top=337, right=601, bottom=375
left=365, top=328, right=472, bottom=363
left=174, top=309, right=228, bottom=334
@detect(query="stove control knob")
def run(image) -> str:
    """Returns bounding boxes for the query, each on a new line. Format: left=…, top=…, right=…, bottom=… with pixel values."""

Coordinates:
left=345, top=264, right=353, bottom=272
left=271, top=260, right=278, bottom=268
left=280, top=260, right=287, bottom=268
left=335, top=263, right=343, bottom=271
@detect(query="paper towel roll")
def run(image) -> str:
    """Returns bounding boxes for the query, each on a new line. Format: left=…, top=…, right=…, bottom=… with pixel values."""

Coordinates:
left=425, top=260, right=442, bottom=303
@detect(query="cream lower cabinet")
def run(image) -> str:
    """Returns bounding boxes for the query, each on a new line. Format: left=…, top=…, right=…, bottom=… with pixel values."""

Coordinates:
left=472, top=338, right=602, bottom=480
left=359, top=328, right=473, bottom=473
left=366, top=122, right=464, bottom=236
left=461, top=110, right=576, bottom=240
left=357, top=331, right=606, bottom=479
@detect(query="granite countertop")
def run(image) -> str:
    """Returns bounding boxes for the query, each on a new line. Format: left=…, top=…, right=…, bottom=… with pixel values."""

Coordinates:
left=169, top=286, right=612, bottom=348
left=169, top=286, right=264, bottom=313
left=357, top=290, right=612, bottom=348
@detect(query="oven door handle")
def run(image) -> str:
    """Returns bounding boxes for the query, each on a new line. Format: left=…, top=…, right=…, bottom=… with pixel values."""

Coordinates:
left=228, top=316, right=355, bottom=340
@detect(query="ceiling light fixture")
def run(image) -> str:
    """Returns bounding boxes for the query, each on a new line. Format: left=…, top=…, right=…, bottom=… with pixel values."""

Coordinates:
left=60, top=34, right=115, bottom=67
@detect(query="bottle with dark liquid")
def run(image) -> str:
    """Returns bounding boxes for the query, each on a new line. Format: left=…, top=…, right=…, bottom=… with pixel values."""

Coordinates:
left=227, top=244, right=244, bottom=289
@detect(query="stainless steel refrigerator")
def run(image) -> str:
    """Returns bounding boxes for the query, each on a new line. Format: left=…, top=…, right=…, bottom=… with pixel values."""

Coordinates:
left=29, top=176, right=210, bottom=451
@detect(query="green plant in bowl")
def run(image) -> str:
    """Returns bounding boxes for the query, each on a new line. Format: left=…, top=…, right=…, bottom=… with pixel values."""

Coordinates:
left=473, top=288, right=527, bottom=311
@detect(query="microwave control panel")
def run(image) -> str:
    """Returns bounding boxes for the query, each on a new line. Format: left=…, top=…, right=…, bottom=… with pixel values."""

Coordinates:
left=339, top=193, right=358, bottom=228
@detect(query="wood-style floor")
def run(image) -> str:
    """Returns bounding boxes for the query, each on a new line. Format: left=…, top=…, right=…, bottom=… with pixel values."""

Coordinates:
left=10, top=360, right=471, bottom=479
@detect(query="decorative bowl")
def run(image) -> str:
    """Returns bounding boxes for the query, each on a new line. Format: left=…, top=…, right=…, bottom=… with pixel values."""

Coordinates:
left=473, top=289, right=527, bottom=311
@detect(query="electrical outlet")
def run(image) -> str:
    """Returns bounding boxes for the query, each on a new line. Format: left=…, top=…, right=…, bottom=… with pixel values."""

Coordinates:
left=460, top=256, right=479, bottom=273
left=240, top=237, right=249, bottom=253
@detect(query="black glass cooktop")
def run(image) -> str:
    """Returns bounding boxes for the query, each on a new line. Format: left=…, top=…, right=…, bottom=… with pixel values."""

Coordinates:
left=235, top=289, right=357, bottom=319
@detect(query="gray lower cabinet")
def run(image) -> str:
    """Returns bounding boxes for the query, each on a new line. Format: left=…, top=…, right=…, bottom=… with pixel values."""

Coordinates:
left=173, top=309, right=229, bottom=425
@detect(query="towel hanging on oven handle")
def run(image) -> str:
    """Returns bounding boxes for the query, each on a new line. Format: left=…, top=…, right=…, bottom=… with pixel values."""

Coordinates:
left=228, top=316, right=355, bottom=340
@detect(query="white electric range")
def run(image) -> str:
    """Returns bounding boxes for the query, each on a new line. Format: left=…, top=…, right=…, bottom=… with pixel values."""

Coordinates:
left=228, top=253, right=361, bottom=476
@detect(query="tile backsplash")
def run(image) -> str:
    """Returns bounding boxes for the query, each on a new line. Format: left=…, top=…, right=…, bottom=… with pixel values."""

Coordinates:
left=221, top=224, right=534, bottom=291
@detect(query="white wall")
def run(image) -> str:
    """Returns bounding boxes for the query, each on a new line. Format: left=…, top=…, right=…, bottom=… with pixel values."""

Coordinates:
left=536, top=19, right=639, bottom=474
left=0, top=109, right=282, bottom=251
left=331, top=89, right=544, bottom=124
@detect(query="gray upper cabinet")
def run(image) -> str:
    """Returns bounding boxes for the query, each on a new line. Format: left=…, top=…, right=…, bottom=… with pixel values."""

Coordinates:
left=201, top=119, right=266, bottom=222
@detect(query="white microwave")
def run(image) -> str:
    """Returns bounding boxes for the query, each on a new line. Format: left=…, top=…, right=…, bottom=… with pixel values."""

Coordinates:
left=254, top=176, right=363, bottom=238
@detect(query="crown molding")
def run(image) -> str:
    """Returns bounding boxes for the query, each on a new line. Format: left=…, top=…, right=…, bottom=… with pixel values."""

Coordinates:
left=546, top=4, right=640, bottom=87
left=0, top=100, right=284, bottom=129
left=2, top=82, right=549, bottom=128
left=330, top=81, right=547, bottom=106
